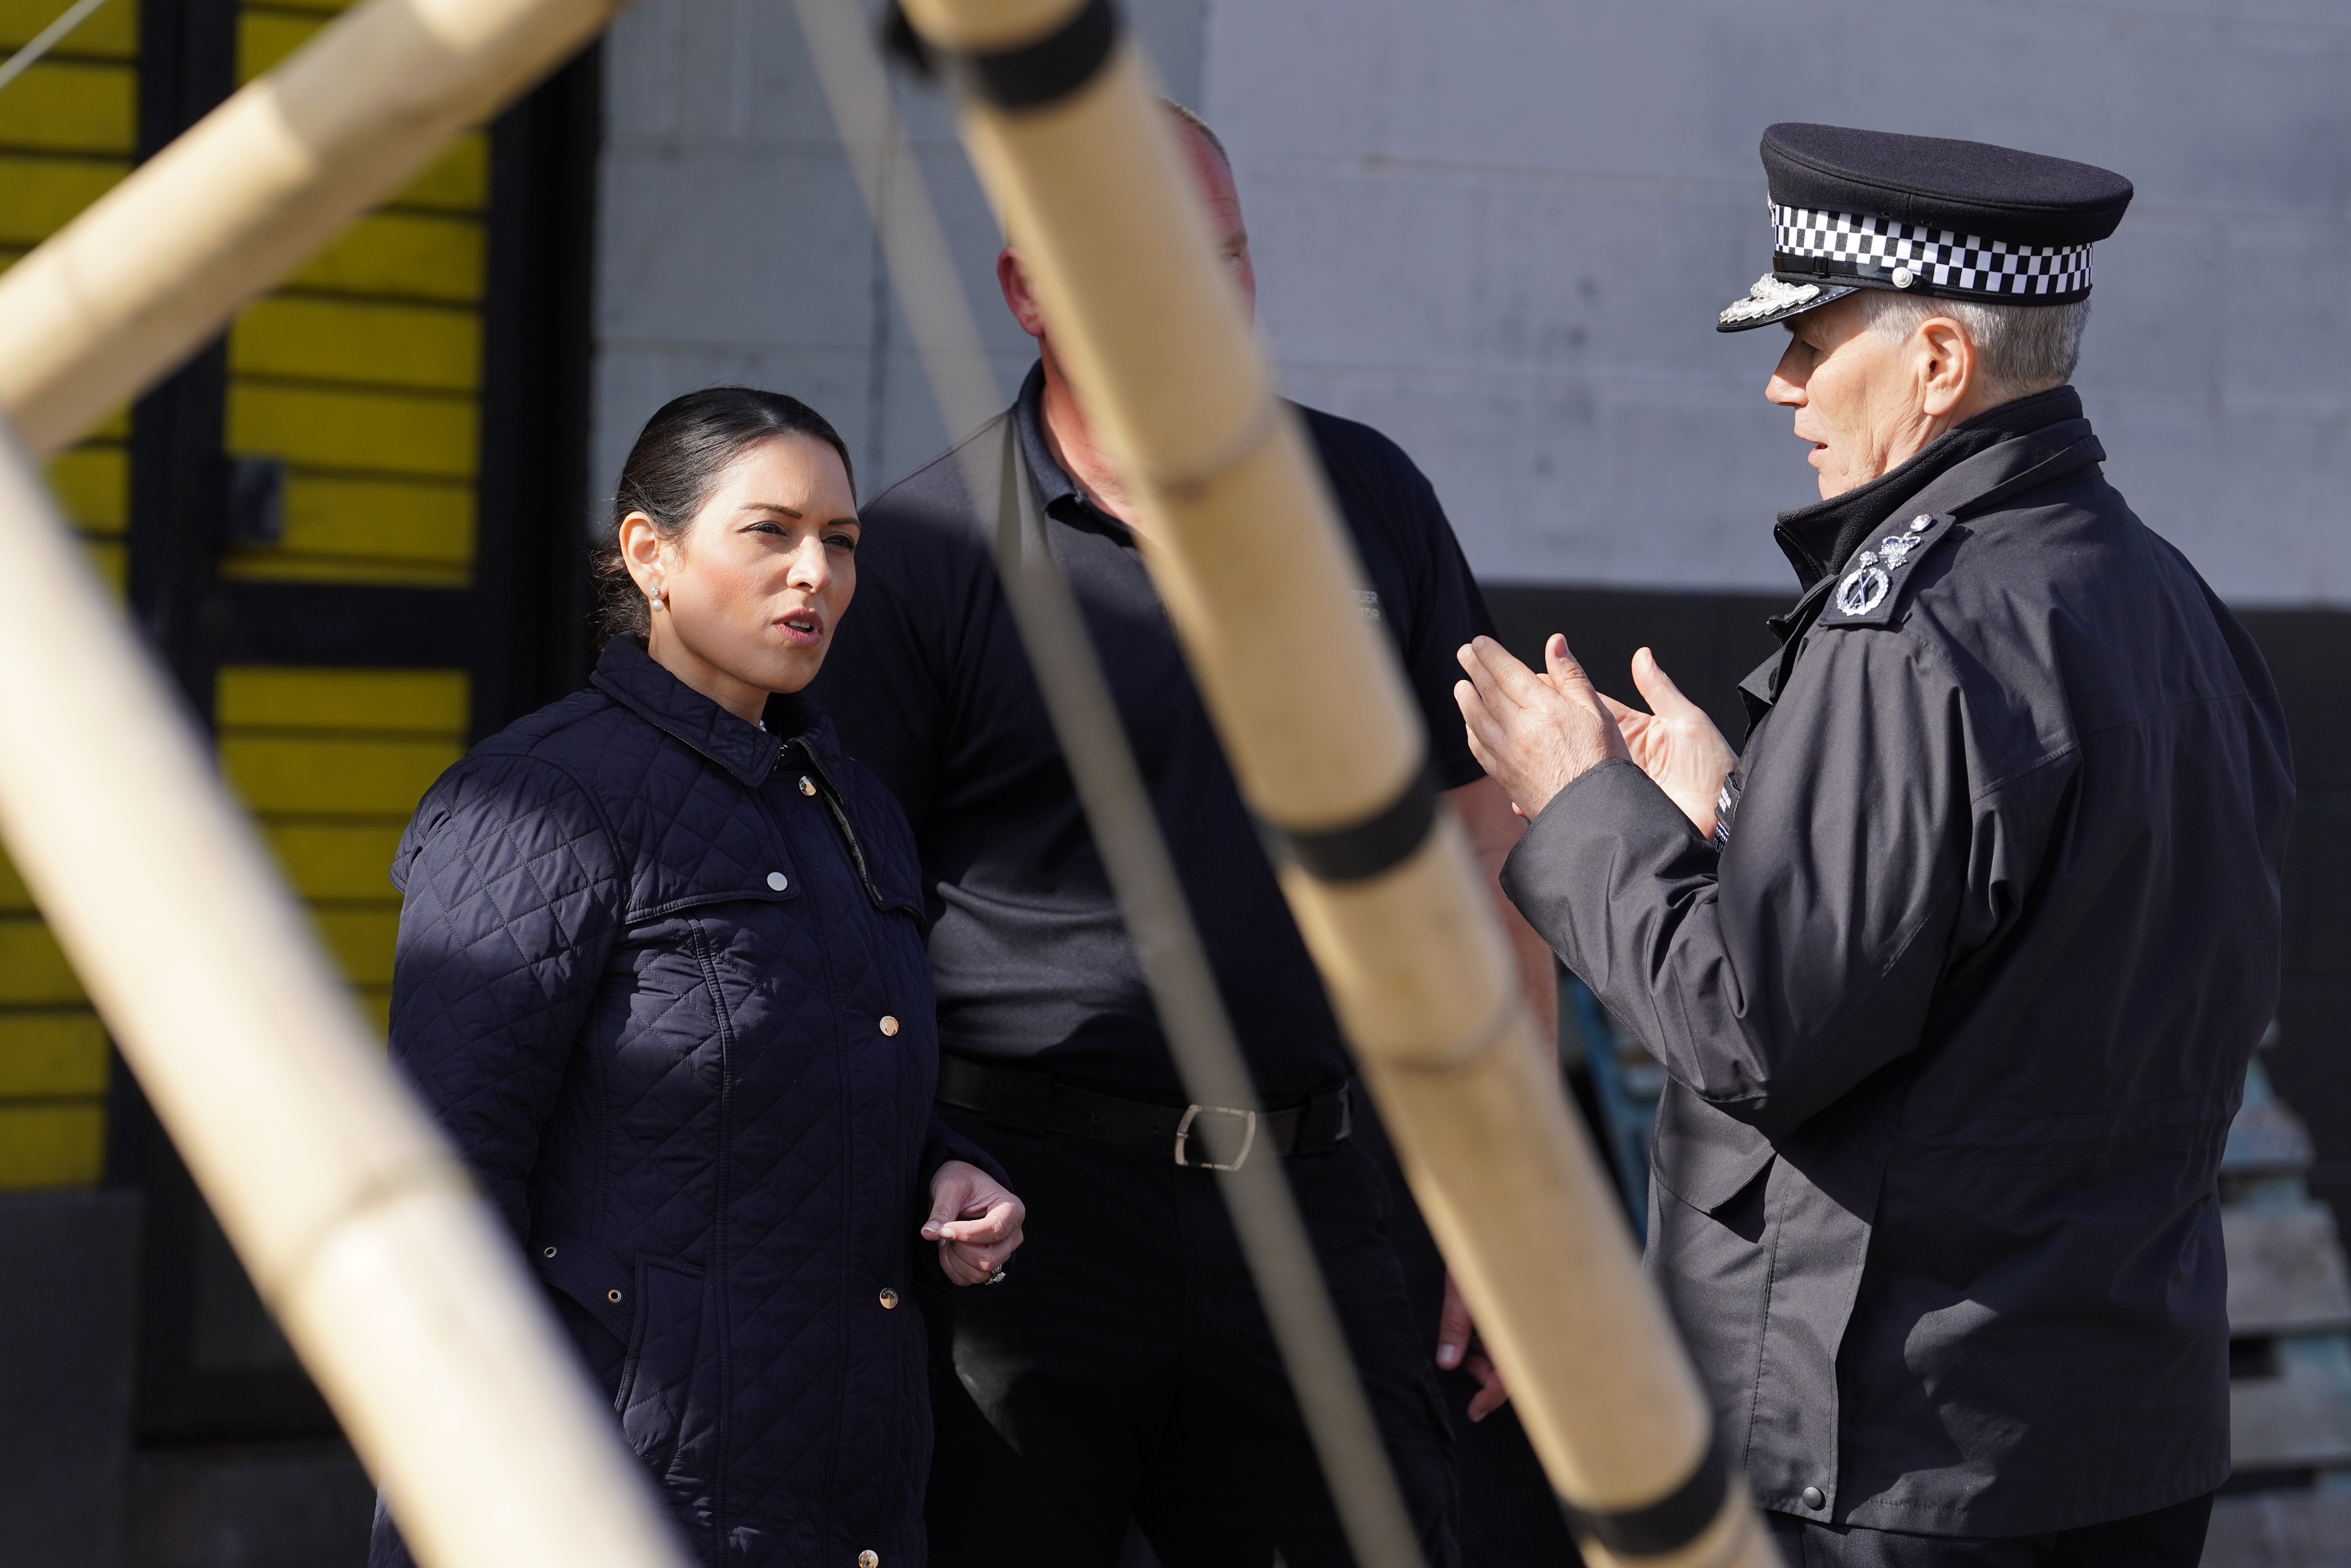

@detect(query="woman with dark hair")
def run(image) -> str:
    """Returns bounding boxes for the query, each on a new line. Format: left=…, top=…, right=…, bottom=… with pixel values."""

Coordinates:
left=372, top=387, right=1023, bottom=1568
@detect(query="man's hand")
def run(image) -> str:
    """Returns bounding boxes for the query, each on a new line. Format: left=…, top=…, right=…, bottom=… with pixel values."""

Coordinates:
left=1599, top=648, right=1738, bottom=840
left=923, top=1160, right=1026, bottom=1286
left=1454, top=635, right=1630, bottom=820
left=1435, top=1272, right=1509, bottom=1422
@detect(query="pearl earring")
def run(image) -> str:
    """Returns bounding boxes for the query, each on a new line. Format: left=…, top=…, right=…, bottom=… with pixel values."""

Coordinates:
left=649, top=588, right=666, bottom=610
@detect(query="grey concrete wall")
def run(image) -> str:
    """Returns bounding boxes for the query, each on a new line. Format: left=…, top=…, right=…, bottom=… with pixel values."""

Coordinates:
left=591, top=0, right=1207, bottom=516
left=1203, top=0, right=2351, bottom=604
left=593, top=1, right=2349, bottom=605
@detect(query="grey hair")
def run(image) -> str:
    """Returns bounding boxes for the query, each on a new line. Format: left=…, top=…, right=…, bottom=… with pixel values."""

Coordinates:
left=1856, top=290, right=2091, bottom=400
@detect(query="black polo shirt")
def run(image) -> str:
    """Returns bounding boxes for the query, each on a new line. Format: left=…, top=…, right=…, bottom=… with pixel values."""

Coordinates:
left=808, top=365, right=1494, bottom=1104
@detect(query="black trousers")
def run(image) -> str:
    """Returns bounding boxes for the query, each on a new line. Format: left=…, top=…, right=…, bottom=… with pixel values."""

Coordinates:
left=923, top=1103, right=1461, bottom=1568
left=1764, top=1492, right=2214, bottom=1567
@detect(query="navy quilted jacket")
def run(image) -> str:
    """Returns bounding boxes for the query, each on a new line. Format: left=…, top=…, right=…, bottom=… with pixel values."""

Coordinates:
left=372, top=638, right=998, bottom=1568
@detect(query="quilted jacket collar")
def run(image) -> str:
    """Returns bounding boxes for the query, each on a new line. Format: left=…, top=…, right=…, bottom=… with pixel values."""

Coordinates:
left=589, top=637, right=842, bottom=788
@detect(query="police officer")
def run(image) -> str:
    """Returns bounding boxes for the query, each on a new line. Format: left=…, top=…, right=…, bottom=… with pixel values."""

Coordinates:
left=1454, top=124, right=2295, bottom=1565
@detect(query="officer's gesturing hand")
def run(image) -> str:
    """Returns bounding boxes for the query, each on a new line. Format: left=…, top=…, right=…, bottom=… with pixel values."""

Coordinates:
left=923, top=1160, right=1026, bottom=1286
left=1598, top=648, right=1739, bottom=841
left=1453, top=634, right=1631, bottom=819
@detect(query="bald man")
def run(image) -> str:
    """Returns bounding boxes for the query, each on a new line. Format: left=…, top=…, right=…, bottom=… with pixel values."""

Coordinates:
left=808, top=104, right=1555, bottom=1568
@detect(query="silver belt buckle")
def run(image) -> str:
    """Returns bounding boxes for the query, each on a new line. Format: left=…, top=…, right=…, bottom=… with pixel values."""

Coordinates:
left=1173, top=1104, right=1258, bottom=1171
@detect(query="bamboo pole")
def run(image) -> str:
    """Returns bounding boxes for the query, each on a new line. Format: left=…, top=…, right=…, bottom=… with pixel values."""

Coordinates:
left=0, top=0, right=687, bottom=1561
left=0, top=0, right=625, bottom=455
left=895, top=4, right=1776, bottom=1564
left=0, top=419, right=686, bottom=1568
left=790, top=9, right=1426, bottom=1565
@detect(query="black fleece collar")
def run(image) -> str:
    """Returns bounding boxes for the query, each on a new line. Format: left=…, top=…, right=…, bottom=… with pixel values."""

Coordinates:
left=1773, top=385, right=2086, bottom=589
left=589, top=636, right=836, bottom=788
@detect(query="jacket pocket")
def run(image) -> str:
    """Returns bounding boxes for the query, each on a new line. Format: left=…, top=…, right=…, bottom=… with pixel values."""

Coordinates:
left=1649, top=1080, right=1776, bottom=1215
left=531, top=1235, right=636, bottom=1346
left=614, top=1256, right=717, bottom=1495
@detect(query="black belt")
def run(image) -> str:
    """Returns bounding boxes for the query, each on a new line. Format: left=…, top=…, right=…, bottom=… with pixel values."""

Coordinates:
left=938, top=1055, right=1350, bottom=1171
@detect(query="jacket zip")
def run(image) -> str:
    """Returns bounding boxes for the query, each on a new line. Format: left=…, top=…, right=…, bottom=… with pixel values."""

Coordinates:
left=786, top=741, right=892, bottom=912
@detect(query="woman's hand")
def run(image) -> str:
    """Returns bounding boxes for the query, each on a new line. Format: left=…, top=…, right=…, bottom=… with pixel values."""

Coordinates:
left=923, top=1160, right=1026, bottom=1286
left=1598, top=648, right=1737, bottom=840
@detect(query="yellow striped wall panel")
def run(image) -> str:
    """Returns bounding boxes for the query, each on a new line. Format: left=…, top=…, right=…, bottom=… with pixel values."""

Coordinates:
left=0, top=152, right=125, bottom=245
left=279, top=476, right=472, bottom=563
left=0, top=0, right=137, bottom=56
left=0, top=34, right=133, bottom=1187
left=396, top=136, right=490, bottom=215
left=0, top=1012, right=108, bottom=1097
left=219, top=735, right=464, bottom=816
left=215, top=666, right=468, bottom=1036
left=262, top=822, right=409, bottom=902
left=226, top=475, right=472, bottom=585
left=315, top=908, right=399, bottom=987
left=226, top=0, right=488, bottom=590
left=226, top=382, right=479, bottom=480
left=0, top=1103, right=104, bottom=1188
left=0, top=61, right=134, bottom=152
left=284, top=212, right=485, bottom=306
left=218, top=665, right=468, bottom=730
left=0, top=917, right=84, bottom=1006
left=230, top=296, right=483, bottom=393
left=84, top=540, right=125, bottom=593
left=235, top=6, right=318, bottom=78
left=47, top=446, right=127, bottom=534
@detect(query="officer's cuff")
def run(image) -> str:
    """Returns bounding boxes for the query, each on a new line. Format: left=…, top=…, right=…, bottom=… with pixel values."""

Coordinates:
left=1500, top=759, right=1709, bottom=964
left=1528, top=757, right=1692, bottom=848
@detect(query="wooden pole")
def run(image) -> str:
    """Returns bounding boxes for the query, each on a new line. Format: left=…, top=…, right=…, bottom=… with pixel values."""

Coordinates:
left=895, top=4, right=1775, bottom=1563
left=0, top=0, right=625, bottom=454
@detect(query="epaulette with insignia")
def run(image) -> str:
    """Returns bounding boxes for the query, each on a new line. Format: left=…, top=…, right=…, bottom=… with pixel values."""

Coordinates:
left=1816, top=511, right=1957, bottom=629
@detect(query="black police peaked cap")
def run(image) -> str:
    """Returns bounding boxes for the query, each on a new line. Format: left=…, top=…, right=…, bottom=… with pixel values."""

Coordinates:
left=1718, top=124, right=2133, bottom=333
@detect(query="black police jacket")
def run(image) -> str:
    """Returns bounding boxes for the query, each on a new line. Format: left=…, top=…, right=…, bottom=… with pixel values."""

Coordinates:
left=1501, top=388, right=2294, bottom=1535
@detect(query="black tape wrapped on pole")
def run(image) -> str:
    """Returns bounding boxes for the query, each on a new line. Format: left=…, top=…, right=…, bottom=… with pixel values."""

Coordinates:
left=791, top=5, right=1428, bottom=1565
left=870, top=1, right=1778, bottom=1564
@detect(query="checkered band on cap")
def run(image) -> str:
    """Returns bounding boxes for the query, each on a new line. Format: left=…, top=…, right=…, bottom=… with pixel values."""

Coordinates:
left=1770, top=204, right=2093, bottom=300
